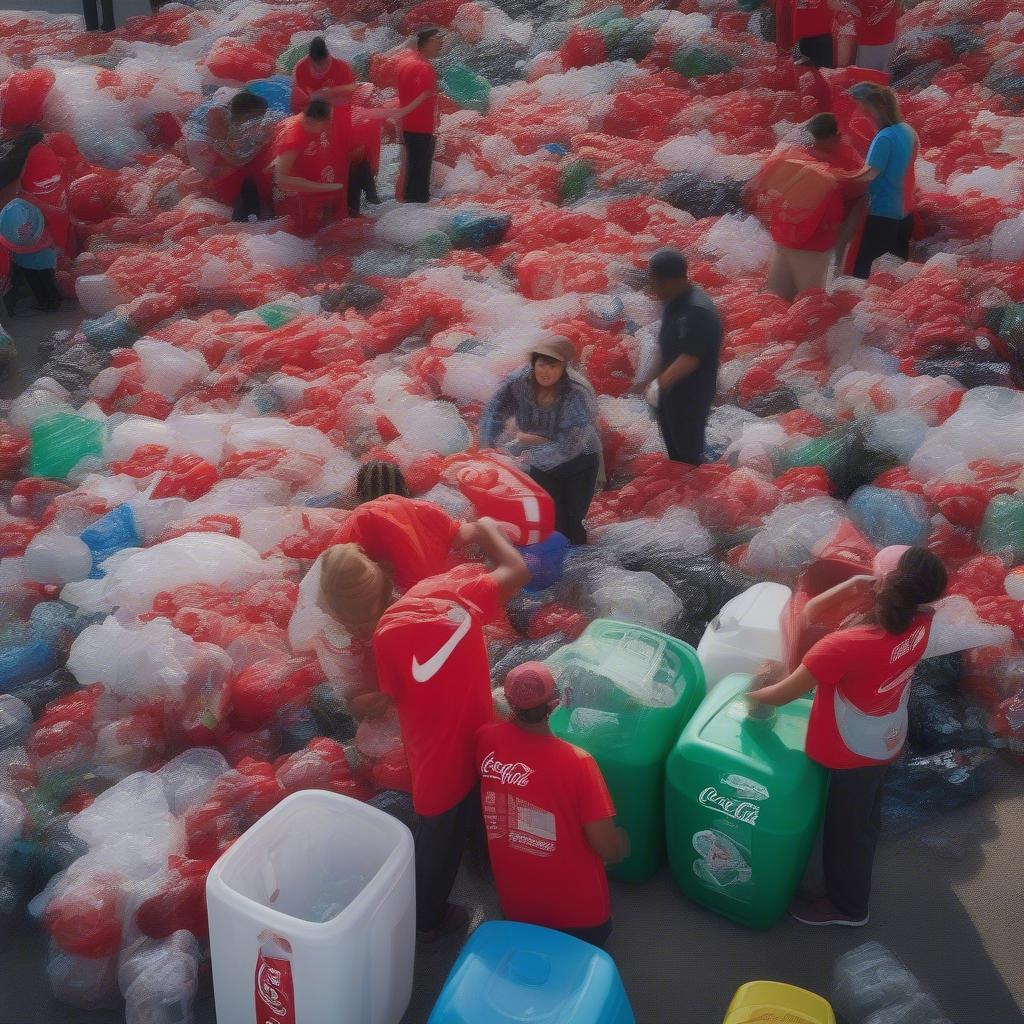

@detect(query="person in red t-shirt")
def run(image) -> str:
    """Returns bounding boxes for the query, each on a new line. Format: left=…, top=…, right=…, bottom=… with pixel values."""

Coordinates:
left=477, top=662, right=628, bottom=947
left=320, top=518, right=529, bottom=940
left=854, top=0, right=899, bottom=73
left=273, top=99, right=347, bottom=236
left=777, top=0, right=839, bottom=68
left=757, top=114, right=866, bottom=301
left=396, top=28, right=443, bottom=203
left=748, top=546, right=947, bottom=927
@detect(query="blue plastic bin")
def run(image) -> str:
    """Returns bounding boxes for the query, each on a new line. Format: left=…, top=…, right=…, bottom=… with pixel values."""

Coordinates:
left=428, top=921, right=635, bottom=1024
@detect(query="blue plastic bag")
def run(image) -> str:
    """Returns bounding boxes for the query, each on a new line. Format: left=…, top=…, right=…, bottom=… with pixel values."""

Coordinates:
left=80, top=503, right=139, bottom=579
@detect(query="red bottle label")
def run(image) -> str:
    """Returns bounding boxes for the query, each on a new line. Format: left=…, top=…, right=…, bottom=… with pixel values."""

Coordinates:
left=255, top=953, right=296, bottom=1024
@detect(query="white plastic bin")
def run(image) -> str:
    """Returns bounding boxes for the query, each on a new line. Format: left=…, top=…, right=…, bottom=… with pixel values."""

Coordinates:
left=697, top=582, right=792, bottom=691
left=206, top=790, right=415, bottom=1024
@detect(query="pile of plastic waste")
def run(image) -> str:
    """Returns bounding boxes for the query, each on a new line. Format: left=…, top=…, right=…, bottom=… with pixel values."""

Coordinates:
left=0, top=0, right=1022, bottom=1016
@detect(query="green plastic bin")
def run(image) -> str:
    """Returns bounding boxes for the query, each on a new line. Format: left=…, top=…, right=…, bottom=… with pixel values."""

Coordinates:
left=546, top=620, right=705, bottom=883
left=665, top=674, right=828, bottom=929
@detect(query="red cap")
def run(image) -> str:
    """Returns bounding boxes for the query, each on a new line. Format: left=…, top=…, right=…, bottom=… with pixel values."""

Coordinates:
left=503, top=662, right=557, bottom=711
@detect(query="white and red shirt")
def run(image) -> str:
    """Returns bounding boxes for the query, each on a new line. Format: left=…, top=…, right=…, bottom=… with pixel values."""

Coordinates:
left=373, top=565, right=498, bottom=816
left=476, top=721, right=614, bottom=930
left=802, top=612, right=932, bottom=769
left=856, top=0, right=899, bottom=46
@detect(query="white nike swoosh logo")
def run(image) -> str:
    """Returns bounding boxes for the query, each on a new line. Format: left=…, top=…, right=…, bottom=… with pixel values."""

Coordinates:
left=411, top=606, right=472, bottom=683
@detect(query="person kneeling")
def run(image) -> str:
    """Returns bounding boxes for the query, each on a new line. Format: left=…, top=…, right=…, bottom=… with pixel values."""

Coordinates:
left=477, top=662, right=629, bottom=947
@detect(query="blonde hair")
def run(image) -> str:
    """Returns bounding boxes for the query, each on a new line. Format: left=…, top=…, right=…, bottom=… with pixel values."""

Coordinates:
left=318, top=543, right=392, bottom=630
left=858, top=83, right=903, bottom=128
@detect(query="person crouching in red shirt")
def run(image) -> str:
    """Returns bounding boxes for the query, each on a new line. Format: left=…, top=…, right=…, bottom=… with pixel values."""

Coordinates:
left=273, top=99, right=347, bottom=236
left=477, top=662, right=629, bottom=947
left=396, top=27, right=443, bottom=203
left=321, top=520, right=529, bottom=942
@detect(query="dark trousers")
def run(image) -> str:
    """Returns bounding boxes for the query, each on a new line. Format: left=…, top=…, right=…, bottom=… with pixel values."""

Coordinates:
left=232, top=179, right=262, bottom=223
left=348, top=158, right=379, bottom=216
left=798, top=33, right=835, bottom=68
left=559, top=919, right=613, bottom=947
left=413, top=787, right=478, bottom=932
left=823, top=763, right=889, bottom=918
left=853, top=214, right=914, bottom=280
left=657, top=404, right=708, bottom=465
left=83, top=0, right=115, bottom=31
left=403, top=132, right=436, bottom=204
left=5, top=266, right=62, bottom=314
left=529, top=452, right=600, bottom=546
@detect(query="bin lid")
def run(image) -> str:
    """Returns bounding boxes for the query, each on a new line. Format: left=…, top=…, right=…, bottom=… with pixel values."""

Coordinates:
left=713, top=582, right=791, bottom=635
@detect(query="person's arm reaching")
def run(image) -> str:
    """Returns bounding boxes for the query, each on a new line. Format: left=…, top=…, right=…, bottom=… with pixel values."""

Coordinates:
left=584, top=818, right=630, bottom=864
left=464, top=516, right=529, bottom=603
left=479, top=376, right=516, bottom=450
left=275, top=150, right=344, bottom=194
left=803, top=574, right=875, bottom=627
left=314, top=83, right=360, bottom=101
left=747, top=663, right=818, bottom=706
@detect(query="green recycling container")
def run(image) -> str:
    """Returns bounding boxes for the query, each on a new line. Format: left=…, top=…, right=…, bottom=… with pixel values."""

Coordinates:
left=665, top=674, right=828, bottom=929
left=546, top=620, right=705, bottom=883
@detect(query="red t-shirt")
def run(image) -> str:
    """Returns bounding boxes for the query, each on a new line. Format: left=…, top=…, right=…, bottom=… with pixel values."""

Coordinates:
left=291, top=56, right=356, bottom=137
left=373, top=565, right=499, bottom=815
left=273, top=114, right=341, bottom=186
left=802, top=612, right=932, bottom=769
left=476, top=721, right=614, bottom=930
left=856, top=0, right=899, bottom=46
left=397, top=53, right=437, bottom=134
left=21, top=143, right=69, bottom=251
left=331, top=495, right=459, bottom=590
left=790, top=0, right=835, bottom=41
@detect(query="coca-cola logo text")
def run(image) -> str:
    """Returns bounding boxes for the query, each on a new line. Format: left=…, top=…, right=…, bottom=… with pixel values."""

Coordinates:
left=698, top=787, right=761, bottom=826
left=481, top=752, right=534, bottom=787
left=256, top=962, right=288, bottom=1017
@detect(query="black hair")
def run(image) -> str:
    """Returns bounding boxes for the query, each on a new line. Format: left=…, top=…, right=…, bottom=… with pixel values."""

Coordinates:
left=304, top=98, right=332, bottom=121
left=648, top=247, right=688, bottom=281
left=806, top=113, right=839, bottom=141
left=875, top=547, right=947, bottom=635
left=515, top=704, right=552, bottom=726
left=0, top=128, right=44, bottom=191
left=416, top=26, right=441, bottom=49
left=356, top=460, right=410, bottom=503
left=309, top=36, right=328, bottom=61
left=229, top=91, right=268, bottom=120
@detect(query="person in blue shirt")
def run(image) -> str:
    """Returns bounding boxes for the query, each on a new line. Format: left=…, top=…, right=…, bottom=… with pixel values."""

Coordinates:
left=847, top=83, right=918, bottom=279
left=479, top=335, right=601, bottom=545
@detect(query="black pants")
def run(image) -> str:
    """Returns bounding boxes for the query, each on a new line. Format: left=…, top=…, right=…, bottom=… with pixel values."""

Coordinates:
left=83, top=0, right=115, bottom=31
left=403, top=132, right=436, bottom=204
left=414, top=787, right=478, bottom=932
left=559, top=919, right=612, bottom=947
left=853, top=214, right=914, bottom=280
left=823, top=763, right=889, bottom=918
left=529, top=452, right=600, bottom=546
left=5, top=266, right=62, bottom=314
left=657, top=404, right=708, bottom=465
left=348, top=158, right=379, bottom=216
left=798, top=33, right=835, bottom=68
left=232, top=179, right=262, bottom=223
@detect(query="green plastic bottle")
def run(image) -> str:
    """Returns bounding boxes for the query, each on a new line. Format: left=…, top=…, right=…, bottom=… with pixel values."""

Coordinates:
left=558, top=159, right=595, bottom=205
left=547, top=620, right=705, bottom=883
left=29, top=414, right=105, bottom=481
left=665, top=674, right=828, bottom=929
left=979, top=493, right=1024, bottom=562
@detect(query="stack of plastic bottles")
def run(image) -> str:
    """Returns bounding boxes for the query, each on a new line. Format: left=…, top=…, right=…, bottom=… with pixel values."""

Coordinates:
left=0, top=0, right=1022, bottom=1016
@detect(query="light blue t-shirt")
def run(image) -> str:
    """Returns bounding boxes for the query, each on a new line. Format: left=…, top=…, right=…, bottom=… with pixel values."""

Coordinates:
left=866, top=123, right=916, bottom=220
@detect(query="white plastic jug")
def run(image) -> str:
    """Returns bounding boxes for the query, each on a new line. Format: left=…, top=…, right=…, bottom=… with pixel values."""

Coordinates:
left=697, top=582, right=792, bottom=691
left=206, top=791, right=415, bottom=1024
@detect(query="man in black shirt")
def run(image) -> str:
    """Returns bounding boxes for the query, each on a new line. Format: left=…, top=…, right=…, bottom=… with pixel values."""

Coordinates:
left=645, top=248, right=722, bottom=464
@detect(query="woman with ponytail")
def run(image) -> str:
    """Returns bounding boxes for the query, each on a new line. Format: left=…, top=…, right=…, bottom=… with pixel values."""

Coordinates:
left=748, top=545, right=947, bottom=927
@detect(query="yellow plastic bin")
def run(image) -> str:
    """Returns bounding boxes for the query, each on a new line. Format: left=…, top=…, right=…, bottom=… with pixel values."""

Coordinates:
left=723, top=981, right=836, bottom=1024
